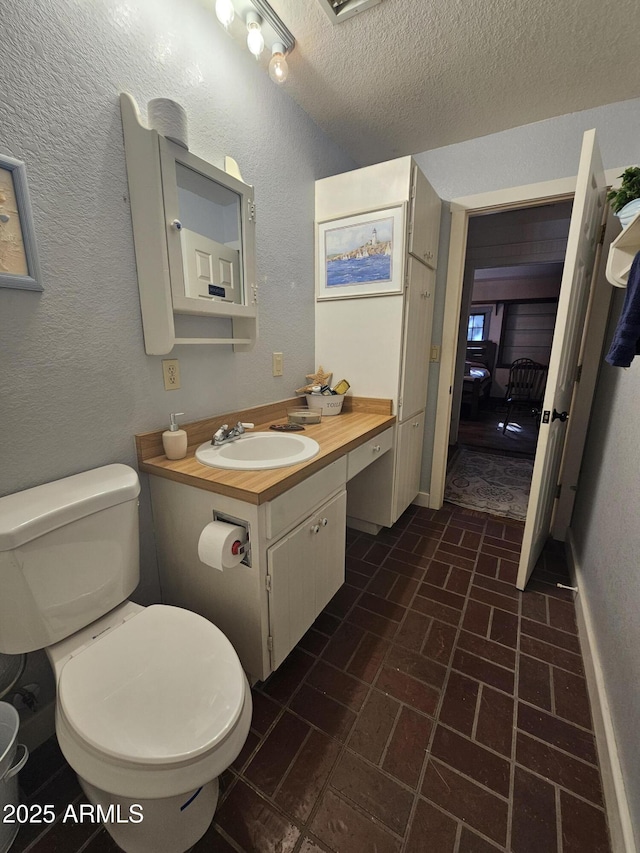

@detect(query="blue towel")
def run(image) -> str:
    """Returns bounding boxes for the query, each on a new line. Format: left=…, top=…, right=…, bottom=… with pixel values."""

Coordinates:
left=605, top=250, right=640, bottom=367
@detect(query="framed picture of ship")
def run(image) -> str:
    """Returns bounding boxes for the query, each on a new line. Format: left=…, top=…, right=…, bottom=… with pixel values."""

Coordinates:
left=316, top=204, right=405, bottom=300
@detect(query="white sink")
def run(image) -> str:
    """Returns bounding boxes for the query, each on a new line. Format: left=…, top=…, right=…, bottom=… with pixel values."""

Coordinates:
left=195, top=432, right=320, bottom=471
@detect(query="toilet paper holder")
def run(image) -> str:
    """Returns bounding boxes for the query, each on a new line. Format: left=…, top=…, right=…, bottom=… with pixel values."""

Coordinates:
left=213, top=511, right=251, bottom=567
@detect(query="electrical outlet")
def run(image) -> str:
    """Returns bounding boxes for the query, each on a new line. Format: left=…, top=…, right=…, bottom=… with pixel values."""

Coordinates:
left=430, top=345, right=440, bottom=362
left=272, top=352, right=284, bottom=377
left=162, top=359, right=181, bottom=390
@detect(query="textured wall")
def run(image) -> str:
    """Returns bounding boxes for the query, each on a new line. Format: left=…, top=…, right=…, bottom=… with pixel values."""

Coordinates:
left=570, top=299, right=640, bottom=843
left=0, top=0, right=355, bottom=608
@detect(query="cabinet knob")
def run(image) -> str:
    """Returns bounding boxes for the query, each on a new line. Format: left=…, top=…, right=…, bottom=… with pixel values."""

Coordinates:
left=310, top=524, right=320, bottom=534
left=372, top=445, right=381, bottom=452
left=321, top=517, right=329, bottom=527
left=170, top=219, right=183, bottom=231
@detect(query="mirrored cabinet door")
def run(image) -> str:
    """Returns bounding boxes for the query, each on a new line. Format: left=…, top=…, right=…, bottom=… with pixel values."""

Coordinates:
left=160, top=138, right=256, bottom=318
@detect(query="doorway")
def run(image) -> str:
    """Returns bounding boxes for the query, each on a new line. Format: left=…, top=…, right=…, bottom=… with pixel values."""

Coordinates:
left=444, top=202, right=573, bottom=520
left=430, top=131, right=612, bottom=590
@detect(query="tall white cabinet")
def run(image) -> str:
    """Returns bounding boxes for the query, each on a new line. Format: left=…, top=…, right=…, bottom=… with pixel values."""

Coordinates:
left=315, top=157, right=441, bottom=530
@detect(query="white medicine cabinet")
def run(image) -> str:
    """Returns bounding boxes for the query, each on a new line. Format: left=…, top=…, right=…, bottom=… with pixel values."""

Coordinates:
left=120, top=93, right=257, bottom=355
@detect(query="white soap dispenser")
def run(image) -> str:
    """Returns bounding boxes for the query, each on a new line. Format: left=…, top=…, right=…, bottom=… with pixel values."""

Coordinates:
left=162, top=412, right=187, bottom=460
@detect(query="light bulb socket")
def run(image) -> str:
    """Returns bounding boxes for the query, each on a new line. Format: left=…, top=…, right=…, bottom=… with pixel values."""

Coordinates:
left=271, top=41, right=286, bottom=57
left=245, top=10, right=261, bottom=29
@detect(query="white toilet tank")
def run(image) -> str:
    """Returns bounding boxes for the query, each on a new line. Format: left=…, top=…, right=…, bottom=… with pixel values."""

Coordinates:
left=0, top=464, right=141, bottom=655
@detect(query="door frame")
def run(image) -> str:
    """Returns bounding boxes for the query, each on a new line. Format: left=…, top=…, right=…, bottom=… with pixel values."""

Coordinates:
left=429, top=169, right=622, bottom=510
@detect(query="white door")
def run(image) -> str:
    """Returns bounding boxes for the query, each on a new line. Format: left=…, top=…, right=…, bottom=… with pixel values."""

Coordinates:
left=516, top=129, right=606, bottom=590
left=393, top=411, right=425, bottom=522
left=408, top=164, right=441, bottom=268
left=399, top=257, right=435, bottom=421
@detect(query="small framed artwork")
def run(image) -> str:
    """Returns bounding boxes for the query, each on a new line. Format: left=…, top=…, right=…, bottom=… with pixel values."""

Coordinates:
left=316, top=204, right=405, bottom=300
left=0, top=154, right=43, bottom=291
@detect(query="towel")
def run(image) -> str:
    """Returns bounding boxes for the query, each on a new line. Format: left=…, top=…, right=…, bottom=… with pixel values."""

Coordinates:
left=605, top=250, right=640, bottom=367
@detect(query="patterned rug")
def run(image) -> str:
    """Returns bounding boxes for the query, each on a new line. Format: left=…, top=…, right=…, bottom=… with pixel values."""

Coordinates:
left=445, top=449, right=534, bottom=520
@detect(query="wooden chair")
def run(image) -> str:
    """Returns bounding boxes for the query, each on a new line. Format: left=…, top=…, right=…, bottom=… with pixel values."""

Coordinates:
left=502, top=359, right=548, bottom=434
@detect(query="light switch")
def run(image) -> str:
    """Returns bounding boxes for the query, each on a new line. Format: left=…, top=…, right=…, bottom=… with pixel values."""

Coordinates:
left=272, top=352, right=284, bottom=376
left=430, top=345, right=440, bottom=362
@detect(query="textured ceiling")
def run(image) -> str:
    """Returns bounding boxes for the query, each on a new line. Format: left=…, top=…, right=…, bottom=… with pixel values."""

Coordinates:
left=267, top=0, right=640, bottom=165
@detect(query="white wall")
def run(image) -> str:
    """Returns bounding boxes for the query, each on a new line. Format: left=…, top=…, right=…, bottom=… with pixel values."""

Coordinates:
left=0, top=0, right=355, bottom=729
left=413, top=100, right=640, bottom=844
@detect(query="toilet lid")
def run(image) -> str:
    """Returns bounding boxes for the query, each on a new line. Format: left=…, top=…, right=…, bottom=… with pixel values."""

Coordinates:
left=58, top=605, right=246, bottom=765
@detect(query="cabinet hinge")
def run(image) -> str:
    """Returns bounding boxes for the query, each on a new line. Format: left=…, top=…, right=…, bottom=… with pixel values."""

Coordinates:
left=265, top=574, right=272, bottom=592
left=248, top=200, right=256, bottom=222
left=556, top=483, right=562, bottom=499
left=404, top=275, right=410, bottom=289
left=575, top=363, right=583, bottom=383
left=599, top=222, right=606, bottom=245
left=267, top=636, right=273, bottom=652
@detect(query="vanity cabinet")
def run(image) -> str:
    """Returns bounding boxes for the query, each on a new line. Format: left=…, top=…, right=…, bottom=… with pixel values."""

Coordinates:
left=267, top=490, right=346, bottom=670
left=316, top=156, right=441, bottom=530
left=148, top=459, right=349, bottom=683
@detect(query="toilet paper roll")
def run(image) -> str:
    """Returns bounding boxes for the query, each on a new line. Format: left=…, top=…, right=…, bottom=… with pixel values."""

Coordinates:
left=147, top=98, right=189, bottom=149
left=198, top=521, right=247, bottom=571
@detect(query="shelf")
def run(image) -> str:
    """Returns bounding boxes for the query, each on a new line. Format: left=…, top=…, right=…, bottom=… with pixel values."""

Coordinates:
left=606, top=210, right=640, bottom=287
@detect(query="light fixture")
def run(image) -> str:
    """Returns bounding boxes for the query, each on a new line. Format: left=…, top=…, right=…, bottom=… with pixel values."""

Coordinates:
left=245, top=10, right=264, bottom=57
left=268, top=42, right=288, bottom=84
left=215, top=0, right=235, bottom=28
left=213, top=0, right=295, bottom=82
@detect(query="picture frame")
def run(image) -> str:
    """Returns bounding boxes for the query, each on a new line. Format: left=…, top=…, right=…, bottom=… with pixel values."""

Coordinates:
left=316, top=204, right=405, bottom=300
left=0, top=154, right=43, bottom=291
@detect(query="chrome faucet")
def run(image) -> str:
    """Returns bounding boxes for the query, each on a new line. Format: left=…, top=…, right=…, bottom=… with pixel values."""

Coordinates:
left=211, top=422, right=254, bottom=446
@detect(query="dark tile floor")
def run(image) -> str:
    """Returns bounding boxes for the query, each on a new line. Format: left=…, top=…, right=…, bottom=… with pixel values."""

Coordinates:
left=14, top=504, right=611, bottom=853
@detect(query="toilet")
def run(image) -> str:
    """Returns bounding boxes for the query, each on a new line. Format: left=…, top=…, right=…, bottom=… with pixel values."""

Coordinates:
left=0, top=464, right=251, bottom=853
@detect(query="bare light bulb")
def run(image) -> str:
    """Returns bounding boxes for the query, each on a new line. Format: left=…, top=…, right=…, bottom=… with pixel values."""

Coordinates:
left=268, top=42, right=288, bottom=84
left=215, top=0, right=234, bottom=28
left=246, top=11, right=264, bottom=57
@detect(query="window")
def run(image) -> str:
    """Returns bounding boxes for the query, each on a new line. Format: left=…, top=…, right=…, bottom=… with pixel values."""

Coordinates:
left=498, top=300, right=557, bottom=366
left=467, top=313, right=486, bottom=341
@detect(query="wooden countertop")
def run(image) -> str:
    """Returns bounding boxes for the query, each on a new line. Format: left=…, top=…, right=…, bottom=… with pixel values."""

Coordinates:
left=136, top=396, right=395, bottom=504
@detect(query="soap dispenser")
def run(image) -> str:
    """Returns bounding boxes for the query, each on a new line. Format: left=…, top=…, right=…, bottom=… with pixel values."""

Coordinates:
left=162, top=413, right=187, bottom=460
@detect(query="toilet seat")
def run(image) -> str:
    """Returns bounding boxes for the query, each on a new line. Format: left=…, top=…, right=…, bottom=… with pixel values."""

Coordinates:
left=58, top=604, right=246, bottom=765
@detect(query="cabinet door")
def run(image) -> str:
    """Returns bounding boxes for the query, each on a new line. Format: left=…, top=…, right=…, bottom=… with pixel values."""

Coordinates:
left=408, top=164, right=441, bottom=269
left=399, top=258, right=435, bottom=422
left=393, top=412, right=425, bottom=522
left=267, top=490, right=346, bottom=671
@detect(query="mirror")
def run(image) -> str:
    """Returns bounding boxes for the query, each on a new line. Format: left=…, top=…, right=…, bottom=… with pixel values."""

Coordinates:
left=159, top=138, right=256, bottom=317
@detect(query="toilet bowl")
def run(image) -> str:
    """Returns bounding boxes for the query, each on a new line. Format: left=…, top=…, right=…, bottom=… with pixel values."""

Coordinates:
left=50, top=602, right=252, bottom=853
left=0, top=464, right=252, bottom=852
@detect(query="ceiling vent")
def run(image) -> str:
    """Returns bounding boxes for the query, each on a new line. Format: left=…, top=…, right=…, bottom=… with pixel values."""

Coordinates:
left=317, top=0, right=383, bottom=25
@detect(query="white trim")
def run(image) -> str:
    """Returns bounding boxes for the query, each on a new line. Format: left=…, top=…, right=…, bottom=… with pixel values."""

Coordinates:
left=412, top=491, right=431, bottom=508
left=346, top=516, right=382, bottom=535
left=429, top=167, right=625, bottom=510
left=566, top=529, right=637, bottom=853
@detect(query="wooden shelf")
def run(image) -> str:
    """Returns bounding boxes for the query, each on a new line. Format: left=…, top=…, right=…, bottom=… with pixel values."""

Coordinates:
left=606, top=210, right=640, bottom=287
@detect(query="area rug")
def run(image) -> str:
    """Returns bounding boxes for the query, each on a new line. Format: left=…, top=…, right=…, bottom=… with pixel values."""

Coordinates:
left=445, top=449, right=534, bottom=520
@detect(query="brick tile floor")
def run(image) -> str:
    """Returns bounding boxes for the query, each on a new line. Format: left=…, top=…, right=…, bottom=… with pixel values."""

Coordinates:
left=13, top=503, right=611, bottom=852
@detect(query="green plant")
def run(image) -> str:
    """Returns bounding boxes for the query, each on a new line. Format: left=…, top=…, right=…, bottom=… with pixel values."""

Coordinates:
left=607, top=166, right=640, bottom=213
